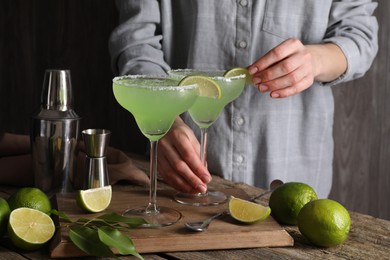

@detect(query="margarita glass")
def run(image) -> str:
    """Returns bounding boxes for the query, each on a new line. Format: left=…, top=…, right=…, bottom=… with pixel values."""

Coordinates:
left=113, top=75, right=198, bottom=226
left=169, top=69, right=246, bottom=206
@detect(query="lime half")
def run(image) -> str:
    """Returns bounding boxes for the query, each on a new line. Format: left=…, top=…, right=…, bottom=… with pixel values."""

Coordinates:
left=179, top=75, right=221, bottom=99
left=228, top=196, right=271, bottom=223
left=8, top=207, right=55, bottom=251
left=77, top=185, right=112, bottom=213
left=224, top=67, right=252, bottom=85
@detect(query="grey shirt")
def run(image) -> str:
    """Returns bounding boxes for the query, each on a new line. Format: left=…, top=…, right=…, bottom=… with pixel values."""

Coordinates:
left=109, top=0, right=378, bottom=198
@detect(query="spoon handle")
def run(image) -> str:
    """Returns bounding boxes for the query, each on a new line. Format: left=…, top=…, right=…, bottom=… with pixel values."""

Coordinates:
left=248, top=190, right=272, bottom=202
left=206, top=210, right=229, bottom=223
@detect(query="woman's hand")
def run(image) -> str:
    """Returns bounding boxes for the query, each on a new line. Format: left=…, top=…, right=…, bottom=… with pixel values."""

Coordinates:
left=248, top=38, right=347, bottom=98
left=157, top=117, right=211, bottom=194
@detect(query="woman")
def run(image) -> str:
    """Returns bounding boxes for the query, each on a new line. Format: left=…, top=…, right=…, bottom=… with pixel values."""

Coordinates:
left=109, top=0, right=378, bottom=198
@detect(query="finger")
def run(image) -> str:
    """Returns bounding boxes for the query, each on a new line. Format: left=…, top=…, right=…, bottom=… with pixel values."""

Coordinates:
left=256, top=51, right=307, bottom=84
left=161, top=141, right=208, bottom=190
left=158, top=134, right=209, bottom=190
left=158, top=150, right=206, bottom=194
left=157, top=155, right=194, bottom=193
left=166, top=125, right=211, bottom=183
left=171, top=137, right=211, bottom=184
left=269, top=75, right=314, bottom=98
left=258, top=65, right=308, bottom=92
left=249, top=38, right=302, bottom=74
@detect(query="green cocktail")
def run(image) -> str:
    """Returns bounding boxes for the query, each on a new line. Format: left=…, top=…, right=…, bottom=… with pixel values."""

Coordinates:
left=113, top=76, right=197, bottom=141
left=169, top=69, right=246, bottom=206
left=113, top=75, right=199, bottom=226
left=189, top=74, right=246, bottom=128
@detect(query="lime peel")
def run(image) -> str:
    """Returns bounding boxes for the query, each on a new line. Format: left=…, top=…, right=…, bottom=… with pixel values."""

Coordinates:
left=77, top=185, right=112, bottom=213
left=228, top=196, right=271, bottom=223
left=7, top=187, right=52, bottom=215
left=297, top=199, right=351, bottom=247
left=178, top=75, right=222, bottom=99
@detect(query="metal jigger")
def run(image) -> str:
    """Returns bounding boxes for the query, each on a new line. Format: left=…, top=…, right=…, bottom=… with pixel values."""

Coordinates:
left=82, top=129, right=111, bottom=189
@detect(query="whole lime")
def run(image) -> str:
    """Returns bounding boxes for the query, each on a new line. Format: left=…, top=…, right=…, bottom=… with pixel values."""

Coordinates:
left=297, top=199, right=350, bottom=247
left=7, top=187, right=52, bottom=215
left=0, top=197, right=11, bottom=236
left=269, top=182, right=318, bottom=225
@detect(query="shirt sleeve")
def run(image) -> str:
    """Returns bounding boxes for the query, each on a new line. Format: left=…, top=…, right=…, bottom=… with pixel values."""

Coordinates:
left=322, top=0, right=379, bottom=86
left=109, top=0, right=170, bottom=76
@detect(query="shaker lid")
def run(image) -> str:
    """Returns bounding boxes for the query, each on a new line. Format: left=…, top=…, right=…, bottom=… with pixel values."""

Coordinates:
left=41, top=70, right=74, bottom=111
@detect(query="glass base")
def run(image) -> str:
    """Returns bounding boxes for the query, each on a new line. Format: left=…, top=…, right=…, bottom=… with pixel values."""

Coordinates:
left=123, top=206, right=182, bottom=227
left=174, top=190, right=228, bottom=206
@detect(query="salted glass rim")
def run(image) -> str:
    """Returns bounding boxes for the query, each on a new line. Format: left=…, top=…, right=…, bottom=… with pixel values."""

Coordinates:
left=168, top=69, right=246, bottom=81
left=112, top=74, right=198, bottom=90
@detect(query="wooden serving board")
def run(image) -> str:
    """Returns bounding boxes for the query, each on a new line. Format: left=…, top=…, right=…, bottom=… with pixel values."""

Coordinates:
left=50, top=188, right=293, bottom=258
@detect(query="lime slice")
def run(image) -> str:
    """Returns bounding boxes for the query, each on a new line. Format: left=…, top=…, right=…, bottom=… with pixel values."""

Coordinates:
left=77, top=185, right=112, bottom=213
left=8, top=207, right=55, bottom=251
left=224, top=67, right=252, bottom=85
left=179, top=75, right=221, bottom=99
left=228, top=196, right=271, bottom=223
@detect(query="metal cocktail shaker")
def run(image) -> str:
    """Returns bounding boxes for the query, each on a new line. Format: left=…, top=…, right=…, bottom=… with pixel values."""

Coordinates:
left=31, top=69, right=81, bottom=194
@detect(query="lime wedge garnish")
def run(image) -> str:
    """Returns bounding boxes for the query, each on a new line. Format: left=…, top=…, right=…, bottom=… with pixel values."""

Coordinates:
left=179, top=75, right=222, bottom=99
left=224, top=67, right=252, bottom=85
left=8, top=207, right=55, bottom=250
left=228, top=196, right=271, bottom=223
left=77, top=185, right=112, bottom=213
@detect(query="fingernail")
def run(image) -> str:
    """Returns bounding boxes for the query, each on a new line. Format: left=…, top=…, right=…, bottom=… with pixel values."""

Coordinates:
left=253, top=77, right=261, bottom=85
left=201, top=174, right=212, bottom=183
left=196, top=184, right=207, bottom=193
left=259, top=84, right=268, bottom=92
left=248, top=67, right=258, bottom=75
left=271, top=92, right=280, bottom=98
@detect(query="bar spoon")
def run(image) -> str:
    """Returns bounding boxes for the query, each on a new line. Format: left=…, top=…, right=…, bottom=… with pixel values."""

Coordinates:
left=184, top=180, right=283, bottom=232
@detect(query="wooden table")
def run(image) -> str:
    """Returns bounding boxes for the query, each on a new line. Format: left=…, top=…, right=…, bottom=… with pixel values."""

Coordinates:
left=1, top=156, right=389, bottom=259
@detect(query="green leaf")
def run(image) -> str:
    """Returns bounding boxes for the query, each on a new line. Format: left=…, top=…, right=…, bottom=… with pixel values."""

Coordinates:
left=51, top=209, right=72, bottom=222
left=98, top=226, right=143, bottom=259
left=97, top=212, right=148, bottom=228
left=69, top=226, right=115, bottom=258
left=75, top=217, right=92, bottom=224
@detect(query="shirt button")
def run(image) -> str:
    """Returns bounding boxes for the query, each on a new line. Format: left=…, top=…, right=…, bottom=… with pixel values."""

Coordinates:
left=236, top=155, right=244, bottom=163
left=238, top=41, right=247, bottom=49
left=239, top=0, right=248, bottom=7
left=237, top=117, right=245, bottom=126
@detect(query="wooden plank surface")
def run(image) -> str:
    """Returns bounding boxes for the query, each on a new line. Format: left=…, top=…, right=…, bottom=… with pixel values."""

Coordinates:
left=50, top=188, right=293, bottom=258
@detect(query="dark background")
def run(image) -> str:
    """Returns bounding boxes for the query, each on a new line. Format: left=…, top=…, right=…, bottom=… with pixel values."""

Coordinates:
left=0, top=0, right=147, bottom=155
left=0, top=0, right=389, bottom=220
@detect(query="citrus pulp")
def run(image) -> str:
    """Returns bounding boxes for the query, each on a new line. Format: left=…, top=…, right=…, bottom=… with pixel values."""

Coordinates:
left=8, top=207, right=55, bottom=250
left=76, top=185, right=112, bottom=213
left=228, top=196, right=271, bottom=223
left=224, top=67, right=252, bottom=85
left=179, top=75, right=222, bottom=99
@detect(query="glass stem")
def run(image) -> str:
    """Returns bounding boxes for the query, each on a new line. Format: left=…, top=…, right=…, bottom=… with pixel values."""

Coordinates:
left=200, top=127, right=208, bottom=166
left=199, top=127, right=208, bottom=196
left=146, top=140, right=159, bottom=214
